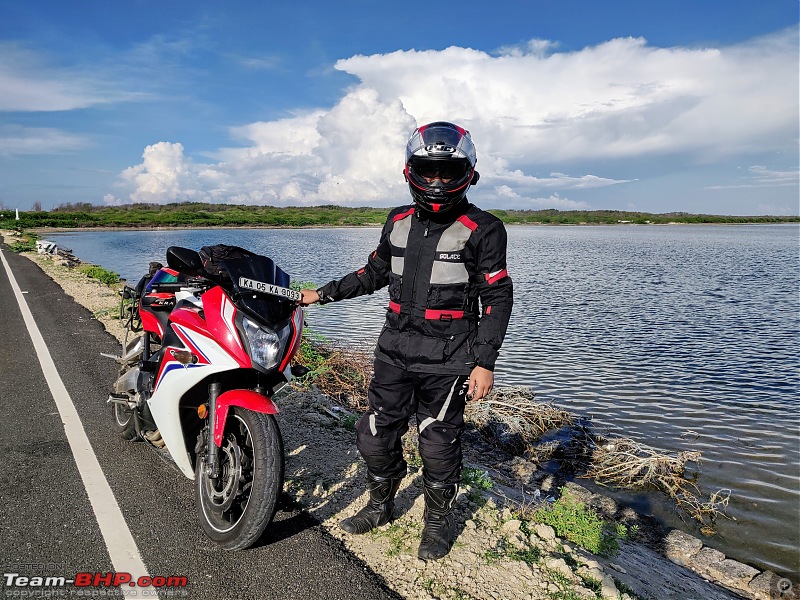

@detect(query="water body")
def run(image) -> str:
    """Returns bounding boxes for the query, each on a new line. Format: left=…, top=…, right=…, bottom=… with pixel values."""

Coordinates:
left=48, top=224, right=800, bottom=577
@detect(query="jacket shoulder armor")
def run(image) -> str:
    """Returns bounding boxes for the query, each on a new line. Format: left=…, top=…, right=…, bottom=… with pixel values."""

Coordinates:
left=464, top=204, right=504, bottom=230
left=387, top=204, right=415, bottom=225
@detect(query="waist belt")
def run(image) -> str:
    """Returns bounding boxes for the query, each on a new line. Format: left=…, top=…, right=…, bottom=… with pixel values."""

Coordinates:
left=387, top=302, right=464, bottom=321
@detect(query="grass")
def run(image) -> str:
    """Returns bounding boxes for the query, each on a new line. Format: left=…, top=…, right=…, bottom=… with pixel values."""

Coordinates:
left=507, top=546, right=542, bottom=565
left=461, top=467, right=494, bottom=491
left=9, top=239, right=36, bottom=252
left=533, top=490, right=623, bottom=557
left=78, top=264, right=120, bottom=286
left=340, top=414, right=358, bottom=431
left=369, top=518, right=421, bottom=557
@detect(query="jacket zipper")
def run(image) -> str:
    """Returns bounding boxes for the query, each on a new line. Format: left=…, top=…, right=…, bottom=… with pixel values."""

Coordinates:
left=409, top=210, right=428, bottom=316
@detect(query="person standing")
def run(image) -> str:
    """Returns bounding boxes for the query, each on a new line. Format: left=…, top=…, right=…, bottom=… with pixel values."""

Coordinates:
left=301, top=122, right=513, bottom=560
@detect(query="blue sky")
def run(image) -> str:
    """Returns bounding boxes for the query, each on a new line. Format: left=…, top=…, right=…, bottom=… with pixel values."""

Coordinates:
left=1, top=1, right=798, bottom=214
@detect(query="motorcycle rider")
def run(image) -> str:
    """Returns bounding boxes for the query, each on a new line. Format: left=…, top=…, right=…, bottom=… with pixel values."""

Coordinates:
left=301, top=121, right=513, bottom=560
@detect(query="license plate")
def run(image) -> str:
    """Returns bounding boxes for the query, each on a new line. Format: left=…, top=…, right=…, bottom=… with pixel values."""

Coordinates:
left=238, top=277, right=302, bottom=302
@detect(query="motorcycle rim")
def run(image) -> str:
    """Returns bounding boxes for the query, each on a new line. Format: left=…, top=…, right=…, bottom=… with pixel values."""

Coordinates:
left=110, top=401, right=138, bottom=441
left=195, top=408, right=284, bottom=550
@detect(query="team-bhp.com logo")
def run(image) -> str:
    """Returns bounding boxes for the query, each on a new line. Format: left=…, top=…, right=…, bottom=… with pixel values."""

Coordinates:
left=4, top=572, right=188, bottom=595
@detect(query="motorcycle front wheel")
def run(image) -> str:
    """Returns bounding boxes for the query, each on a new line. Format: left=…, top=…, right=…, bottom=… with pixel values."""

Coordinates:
left=195, top=407, right=284, bottom=550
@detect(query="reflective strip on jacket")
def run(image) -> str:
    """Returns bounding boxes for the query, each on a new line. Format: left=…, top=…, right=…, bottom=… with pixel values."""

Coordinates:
left=317, top=200, right=513, bottom=374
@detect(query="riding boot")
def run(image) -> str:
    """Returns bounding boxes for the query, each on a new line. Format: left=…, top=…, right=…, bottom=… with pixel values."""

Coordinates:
left=418, top=479, right=459, bottom=560
left=339, top=471, right=403, bottom=534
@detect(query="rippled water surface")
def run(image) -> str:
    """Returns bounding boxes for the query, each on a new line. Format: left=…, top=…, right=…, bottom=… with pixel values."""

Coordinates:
left=49, top=224, right=800, bottom=576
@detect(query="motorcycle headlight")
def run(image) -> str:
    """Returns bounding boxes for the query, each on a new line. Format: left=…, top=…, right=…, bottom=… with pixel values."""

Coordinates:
left=242, top=317, right=281, bottom=371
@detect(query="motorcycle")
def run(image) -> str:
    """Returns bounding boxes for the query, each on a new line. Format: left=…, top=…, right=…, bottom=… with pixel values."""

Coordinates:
left=105, top=245, right=305, bottom=550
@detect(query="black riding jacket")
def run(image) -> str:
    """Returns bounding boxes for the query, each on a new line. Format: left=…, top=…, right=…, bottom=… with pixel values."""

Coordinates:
left=317, top=199, right=513, bottom=375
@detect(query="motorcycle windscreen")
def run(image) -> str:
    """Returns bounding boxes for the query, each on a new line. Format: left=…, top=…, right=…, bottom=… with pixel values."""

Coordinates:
left=222, top=255, right=294, bottom=325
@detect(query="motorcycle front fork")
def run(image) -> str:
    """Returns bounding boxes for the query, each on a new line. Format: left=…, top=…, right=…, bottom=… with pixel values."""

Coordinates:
left=203, top=379, right=268, bottom=480
left=206, top=382, right=222, bottom=479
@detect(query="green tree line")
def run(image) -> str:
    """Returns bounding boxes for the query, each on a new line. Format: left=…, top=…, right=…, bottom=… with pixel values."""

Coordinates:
left=1, top=202, right=797, bottom=230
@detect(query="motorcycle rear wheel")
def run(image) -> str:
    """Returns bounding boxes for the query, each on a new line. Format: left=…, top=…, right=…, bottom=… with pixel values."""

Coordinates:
left=195, top=408, right=284, bottom=550
left=110, top=401, right=138, bottom=441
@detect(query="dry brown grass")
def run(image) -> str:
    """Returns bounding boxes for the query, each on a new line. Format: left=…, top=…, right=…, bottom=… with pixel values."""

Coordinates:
left=291, top=335, right=729, bottom=530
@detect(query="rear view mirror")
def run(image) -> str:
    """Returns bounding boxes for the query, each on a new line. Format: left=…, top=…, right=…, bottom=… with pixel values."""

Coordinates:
left=166, top=246, right=204, bottom=276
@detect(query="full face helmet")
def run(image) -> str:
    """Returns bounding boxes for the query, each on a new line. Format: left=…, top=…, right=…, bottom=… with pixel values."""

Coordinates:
left=404, top=121, right=479, bottom=213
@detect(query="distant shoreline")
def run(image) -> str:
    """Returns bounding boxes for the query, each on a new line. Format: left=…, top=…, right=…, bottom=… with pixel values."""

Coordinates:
left=3, top=203, right=797, bottom=232
left=28, top=220, right=800, bottom=235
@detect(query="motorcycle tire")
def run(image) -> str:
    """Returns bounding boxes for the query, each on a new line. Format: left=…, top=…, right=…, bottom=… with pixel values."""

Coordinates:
left=195, top=407, right=284, bottom=551
left=110, top=401, right=138, bottom=441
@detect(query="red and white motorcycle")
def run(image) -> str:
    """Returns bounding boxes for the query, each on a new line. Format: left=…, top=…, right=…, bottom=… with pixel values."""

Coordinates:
left=106, top=245, right=305, bottom=550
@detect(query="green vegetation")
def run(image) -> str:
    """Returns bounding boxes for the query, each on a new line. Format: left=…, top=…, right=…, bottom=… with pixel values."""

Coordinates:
left=533, top=490, right=625, bottom=556
left=340, top=414, right=358, bottom=431
left=368, top=517, right=421, bottom=557
left=1, top=202, right=797, bottom=231
left=9, top=238, right=37, bottom=252
left=6, top=230, right=38, bottom=252
left=461, top=467, right=494, bottom=491
left=1, top=203, right=392, bottom=229
left=78, top=264, right=120, bottom=286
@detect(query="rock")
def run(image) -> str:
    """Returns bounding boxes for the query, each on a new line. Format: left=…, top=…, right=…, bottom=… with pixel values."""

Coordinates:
left=608, top=562, right=626, bottom=574
left=664, top=529, right=704, bottom=566
left=545, top=557, right=574, bottom=580
left=301, top=412, right=333, bottom=426
left=578, top=566, right=605, bottom=585
left=599, top=574, right=621, bottom=600
left=706, top=558, right=760, bottom=591
left=748, top=570, right=797, bottom=600
left=562, top=481, right=593, bottom=505
left=590, top=494, right=618, bottom=520
left=691, top=546, right=727, bottom=577
left=500, top=519, right=523, bottom=534
left=506, top=531, right=529, bottom=550
left=573, top=586, right=598, bottom=600
left=534, top=523, right=556, bottom=542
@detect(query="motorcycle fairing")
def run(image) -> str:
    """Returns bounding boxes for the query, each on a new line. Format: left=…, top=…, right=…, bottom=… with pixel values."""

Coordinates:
left=149, top=287, right=256, bottom=479
left=213, top=389, right=279, bottom=447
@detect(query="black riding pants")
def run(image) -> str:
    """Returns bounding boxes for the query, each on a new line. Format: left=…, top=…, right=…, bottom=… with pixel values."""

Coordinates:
left=355, top=359, right=469, bottom=484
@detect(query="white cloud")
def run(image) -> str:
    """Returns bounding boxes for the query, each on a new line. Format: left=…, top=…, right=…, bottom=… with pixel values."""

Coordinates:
left=110, top=28, right=798, bottom=208
left=0, top=42, right=143, bottom=111
left=0, top=125, right=88, bottom=155
left=494, top=187, right=590, bottom=210
left=116, top=142, right=198, bottom=204
left=705, top=165, right=800, bottom=189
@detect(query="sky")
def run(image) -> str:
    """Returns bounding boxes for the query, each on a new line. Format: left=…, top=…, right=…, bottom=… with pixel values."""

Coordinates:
left=1, top=1, right=798, bottom=215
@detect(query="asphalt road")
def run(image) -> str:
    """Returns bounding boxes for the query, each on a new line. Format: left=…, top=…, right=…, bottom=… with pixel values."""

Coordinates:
left=0, top=244, right=402, bottom=600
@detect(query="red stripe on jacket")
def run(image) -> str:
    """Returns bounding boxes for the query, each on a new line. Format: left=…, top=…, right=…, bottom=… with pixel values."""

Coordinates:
left=424, top=309, right=465, bottom=320
left=393, top=208, right=415, bottom=222
left=485, top=268, right=508, bottom=285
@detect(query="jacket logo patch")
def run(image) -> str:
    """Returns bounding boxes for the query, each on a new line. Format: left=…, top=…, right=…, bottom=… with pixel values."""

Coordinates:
left=438, top=252, right=462, bottom=261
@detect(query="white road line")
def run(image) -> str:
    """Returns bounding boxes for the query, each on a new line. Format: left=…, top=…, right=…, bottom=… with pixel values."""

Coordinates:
left=1, top=249, right=159, bottom=598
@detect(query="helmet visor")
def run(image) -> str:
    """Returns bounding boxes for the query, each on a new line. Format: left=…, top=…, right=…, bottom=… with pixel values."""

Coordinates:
left=418, top=125, right=466, bottom=155
left=410, top=157, right=470, bottom=182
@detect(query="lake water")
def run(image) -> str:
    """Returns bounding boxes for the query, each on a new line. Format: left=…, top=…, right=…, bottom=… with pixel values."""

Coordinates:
left=47, top=224, right=800, bottom=577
